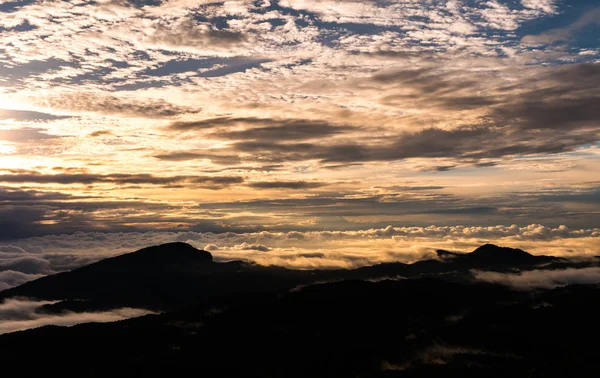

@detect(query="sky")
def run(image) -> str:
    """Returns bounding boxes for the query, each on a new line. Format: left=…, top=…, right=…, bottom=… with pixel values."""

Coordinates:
left=0, top=0, right=599, bottom=284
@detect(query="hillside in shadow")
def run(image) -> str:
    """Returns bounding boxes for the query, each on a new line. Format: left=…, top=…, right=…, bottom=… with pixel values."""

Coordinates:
left=1, top=242, right=600, bottom=377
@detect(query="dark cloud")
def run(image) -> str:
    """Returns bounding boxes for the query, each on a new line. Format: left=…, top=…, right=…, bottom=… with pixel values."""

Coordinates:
left=0, top=186, right=216, bottom=239
left=230, top=126, right=596, bottom=165
left=176, top=64, right=599, bottom=167
left=0, top=179, right=598, bottom=241
left=384, top=127, right=587, bottom=161
left=490, top=64, right=600, bottom=131
left=375, top=64, right=600, bottom=126
left=0, top=172, right=243, bottom=188
left=0, top=203, right=138, bottom=240
left=210, top=120, right=355, bottom=141
left=169, top=117, right=263, bottom=131
left=362, top=63, right=600, bottom=162
left=374, top=66, right=498, bottom=111
left=194, top=187, right=600, bottom=230
left=121, top=0, right=163, bottom=7
left=0, top=186, right=73, bottom=202
left=189, top=176, right=244, bottom=187
left=533, top=187, right=600, bottom=206
left=371, top=67, right=435, bottom=84
left=170, top=117, right=355, bottom=141
left=423, top=206, right=497, bottom=215
left=0, top=185, right=279, bottom=240
left=153, top=151, right=241, bottom=165
left=188, top=220, right=261, bottom=234
left=0, top=204, right=98, bottom=240
left=247, top=181, right=329, bottom=189
left=198, top=194, right=462, bottom=219
left=374, top=185, right=446, bottom=191
left=233, top=141, right=317, bottom=153
left=36, top=93, right=199, bottom=118
left=88, top=130, right=113, bottom=137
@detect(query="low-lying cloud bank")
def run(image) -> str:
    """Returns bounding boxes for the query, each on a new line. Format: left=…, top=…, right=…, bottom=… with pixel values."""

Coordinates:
left=473, top=267, right=600, bottom=290
left=0, top=298, right=155, bottom=335
left=0, top=224, right=599, bottom=289
left=0, top=271, right=45, bottom=291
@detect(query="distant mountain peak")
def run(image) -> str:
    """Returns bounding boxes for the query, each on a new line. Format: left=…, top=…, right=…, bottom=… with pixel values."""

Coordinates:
left=84, top=242, right=213, bottom=272
left=436, top=243, right=552, bottom=266
left=474, top=243, right=500, bottom=251
left=471, top=243, right=532, bottom=257
left=135, top=242, right=213, bottom=260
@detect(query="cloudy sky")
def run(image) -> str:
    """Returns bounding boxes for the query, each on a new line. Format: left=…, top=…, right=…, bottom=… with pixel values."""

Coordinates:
left=0, top=0, right=599, bottom=282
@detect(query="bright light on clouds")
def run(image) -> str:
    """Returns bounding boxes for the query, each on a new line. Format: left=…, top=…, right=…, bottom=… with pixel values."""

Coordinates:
left=0, top=0, right=598, bottom=265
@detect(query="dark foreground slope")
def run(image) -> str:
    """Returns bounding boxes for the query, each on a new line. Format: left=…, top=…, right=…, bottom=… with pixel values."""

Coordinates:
left=2, top=243, right=600, bottom=377
left=2, top=278, right=600, bottom=377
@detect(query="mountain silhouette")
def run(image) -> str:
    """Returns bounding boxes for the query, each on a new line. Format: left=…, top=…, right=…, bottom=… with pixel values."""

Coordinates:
left=83, top=242, right=214, bottom=270
left=0, top=243, right=576, bottom=313
left=1, top=242, right=600, bottom=377
left=436, top=243, right=560, bottom=267
left=0, top=242, right=310, bottom=311
left=3, top=272, right=600, bottom=377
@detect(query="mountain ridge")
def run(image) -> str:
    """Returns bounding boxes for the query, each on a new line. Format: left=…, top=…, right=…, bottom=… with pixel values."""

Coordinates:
left=74, top=242, right=214, bottom=272
left=2, top=242, right=600, bottom=378
left=436, top=243, right=561, bottom=266
left=0, top=242, right=574, bottom=313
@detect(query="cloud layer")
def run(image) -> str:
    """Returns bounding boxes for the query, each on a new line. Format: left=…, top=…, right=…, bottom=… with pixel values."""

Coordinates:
left=473, top=267, right=600, bottom=290
left=0, top=223, right=599, bottom=289
left=0, top=298, right=154, bottom=334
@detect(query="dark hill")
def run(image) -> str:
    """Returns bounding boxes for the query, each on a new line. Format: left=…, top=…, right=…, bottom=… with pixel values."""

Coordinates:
left=436, top=243, right=560, bottom=268
left=2, top=243, right=600, bottom=377
left=0, top=243, right=574, bottom=313
left=77, top=242, right=213, bottom=272
left=0, top=242, right=310, bottom=311
left=3, top=277, right=600, bottom=378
